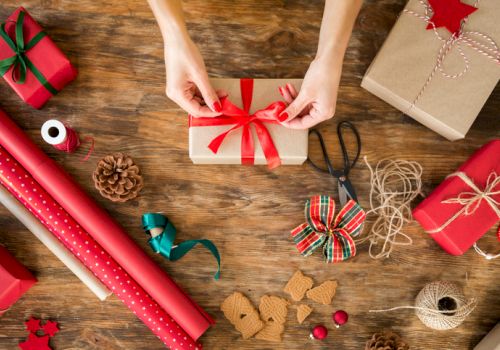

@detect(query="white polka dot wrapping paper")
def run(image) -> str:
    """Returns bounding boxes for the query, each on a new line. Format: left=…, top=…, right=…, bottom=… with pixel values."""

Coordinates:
left=0, top=145, right=201, bottom=350
left=0, top=110, right=213, bottom=343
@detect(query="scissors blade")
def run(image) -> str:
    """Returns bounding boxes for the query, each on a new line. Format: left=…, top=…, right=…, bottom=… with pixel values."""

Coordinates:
left=338, top=181, right=348, bottom=207
left=338, top=177, right=358, bottom=207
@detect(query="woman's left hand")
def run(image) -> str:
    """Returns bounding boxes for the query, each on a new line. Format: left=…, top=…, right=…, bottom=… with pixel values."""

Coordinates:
left=278, top=56, right=342, bottom=129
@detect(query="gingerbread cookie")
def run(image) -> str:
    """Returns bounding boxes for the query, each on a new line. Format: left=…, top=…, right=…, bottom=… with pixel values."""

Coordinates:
left=306, top=280, right=338, bottom=305
left=255, top=295, right=289, bottom=342
left=221, top=292, right=264, bottom=339
left=284, top=270, right=314, bottom=302
left=296, top=304, right=313, bottom=324
left=255, top=322, right=285, bottom=342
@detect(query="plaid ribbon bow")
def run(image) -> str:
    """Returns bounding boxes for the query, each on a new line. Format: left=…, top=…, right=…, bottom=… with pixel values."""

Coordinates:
left=291, top=195, right=366, bottom=262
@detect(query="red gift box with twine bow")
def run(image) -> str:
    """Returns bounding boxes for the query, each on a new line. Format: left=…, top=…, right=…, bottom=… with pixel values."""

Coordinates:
left=0, top=245, right=37, bottom=316
left=0, top=7, right=77, bottom=109
left=188, top=78, right=308, bottom=169
left=413, top=139, right=500, bottom=255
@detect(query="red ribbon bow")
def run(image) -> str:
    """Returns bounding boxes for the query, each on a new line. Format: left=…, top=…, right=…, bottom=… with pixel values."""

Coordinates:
left=189, top=79, right=286, bottom=169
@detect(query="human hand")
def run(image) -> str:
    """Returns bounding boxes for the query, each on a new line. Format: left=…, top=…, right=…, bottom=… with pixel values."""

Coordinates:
left=278, top=56, right=342, bottom=129
left=165, top=37, right=226, bottom=117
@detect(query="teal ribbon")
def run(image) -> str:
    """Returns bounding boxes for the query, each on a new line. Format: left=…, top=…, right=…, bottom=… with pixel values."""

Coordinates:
left=142, top=213, right=221, bottom=280
left=0, top=11, right=58, bottom=95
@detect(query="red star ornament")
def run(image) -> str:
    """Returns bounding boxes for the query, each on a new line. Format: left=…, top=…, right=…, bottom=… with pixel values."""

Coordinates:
left=42, top=320, right=59, bottom=337
left=18, top=333, right=51, bottom=350
left=24, top=317, right=41, bottom=333
left=427, top=0, right=478, bottom=34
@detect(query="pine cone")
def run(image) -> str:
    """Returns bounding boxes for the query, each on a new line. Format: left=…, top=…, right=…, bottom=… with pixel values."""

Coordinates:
left=93, top=153, right=143, bottom=202
left=365, top=331, right=410, bottom=350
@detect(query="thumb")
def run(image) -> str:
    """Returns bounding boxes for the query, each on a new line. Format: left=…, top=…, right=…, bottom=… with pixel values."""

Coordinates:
left=279, top=93, right=309, bottom=122
left=194, top=73, right=222, bottom=113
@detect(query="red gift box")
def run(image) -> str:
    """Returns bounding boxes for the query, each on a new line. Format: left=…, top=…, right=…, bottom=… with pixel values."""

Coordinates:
left=0, top=245, right=37, bottom=316
left=0, top=7, right=77, bottom=109
left=413, top=139, right=500, bottom=255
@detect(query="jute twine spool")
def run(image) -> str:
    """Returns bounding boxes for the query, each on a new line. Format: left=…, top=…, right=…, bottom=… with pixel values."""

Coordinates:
left=370, top=281, right=477, bottom=330
left=357, top=157, right=423, bottom=259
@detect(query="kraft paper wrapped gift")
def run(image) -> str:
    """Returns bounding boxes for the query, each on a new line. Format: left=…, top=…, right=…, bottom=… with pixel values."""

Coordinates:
left=189, top=79, right=308, bottom=168
left=475, top=323, right=500, bottom=350
left=361, top=0, right=500, bottom=141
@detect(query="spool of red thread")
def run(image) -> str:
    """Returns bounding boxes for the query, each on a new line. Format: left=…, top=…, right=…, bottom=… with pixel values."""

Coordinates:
left=41, top=120, right=93, bottom=161
left=41, top=119, right=80, bottom=152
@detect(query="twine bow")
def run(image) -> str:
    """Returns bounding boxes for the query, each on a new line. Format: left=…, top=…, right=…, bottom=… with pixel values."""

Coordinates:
left=0, top=10, right=58, bottom=94
left=428, top=171, right=500, bottom=234
left=404, top=0, right=500, bottom=108
left=291, top=196, right=366, bottom=263
left=142, top=213, right=221, bottom=280
left=189, top=78, right=284, bottom=169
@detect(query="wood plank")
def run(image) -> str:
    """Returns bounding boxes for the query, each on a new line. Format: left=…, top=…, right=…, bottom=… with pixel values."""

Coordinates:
left=0, top=1, right=498, bottom=349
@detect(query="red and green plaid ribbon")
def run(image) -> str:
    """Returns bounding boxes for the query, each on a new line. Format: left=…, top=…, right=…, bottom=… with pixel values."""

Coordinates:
left=291, top=195, right=366, bottom=262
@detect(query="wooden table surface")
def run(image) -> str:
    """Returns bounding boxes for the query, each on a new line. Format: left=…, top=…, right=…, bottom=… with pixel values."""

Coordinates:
left=0, top=1, right=498, bottom=349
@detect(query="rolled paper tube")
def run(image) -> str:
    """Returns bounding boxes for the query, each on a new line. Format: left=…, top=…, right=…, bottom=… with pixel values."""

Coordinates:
left=0, top=110, right=213, bottom=340
left=41, top=120, right=67, bottom=145
left=0, top=146, right=201, bottom=349
left=0, top=185, right=111, bottom=301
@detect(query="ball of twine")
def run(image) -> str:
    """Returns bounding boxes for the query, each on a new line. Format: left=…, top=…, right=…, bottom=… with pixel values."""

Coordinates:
left=414, top=281, right=477, bottom=330
left=370, top=281, right=477, bottom=330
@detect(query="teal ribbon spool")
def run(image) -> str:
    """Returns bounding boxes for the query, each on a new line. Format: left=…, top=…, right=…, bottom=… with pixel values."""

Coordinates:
left=0, top=10, right=58, bottom=95
left=142, top=213, right=221, bottom=280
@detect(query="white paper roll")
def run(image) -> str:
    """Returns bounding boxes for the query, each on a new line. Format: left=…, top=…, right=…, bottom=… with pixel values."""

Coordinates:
left=0, top=185, right=111, bottom=301
left=41, top=119, right=67, bottom=146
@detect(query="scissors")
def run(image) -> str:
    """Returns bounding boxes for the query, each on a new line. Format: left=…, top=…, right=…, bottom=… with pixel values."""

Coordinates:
left=308, top=121, right=361, bottom=207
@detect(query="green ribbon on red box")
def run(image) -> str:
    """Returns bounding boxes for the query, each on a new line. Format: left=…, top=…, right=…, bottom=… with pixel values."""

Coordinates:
left=0, top=10, right=58, bottom=95
left=291, top=195, right=366, bottom=263
left=189, top=78, right=285, bottom=169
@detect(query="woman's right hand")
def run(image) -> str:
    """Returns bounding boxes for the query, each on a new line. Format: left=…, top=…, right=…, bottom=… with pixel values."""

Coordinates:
left=164, top=36, right=225, bottom=117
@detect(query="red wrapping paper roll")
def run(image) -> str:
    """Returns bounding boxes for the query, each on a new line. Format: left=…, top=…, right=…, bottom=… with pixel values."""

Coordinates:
left=0, top=145, right=200, bottom=349
left=0, top=146, right=199, bottom=348
left=0, top=110, right=213, bottom=340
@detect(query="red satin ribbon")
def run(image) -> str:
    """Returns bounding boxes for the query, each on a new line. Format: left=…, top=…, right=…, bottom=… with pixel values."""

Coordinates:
left=189, top=79, right=285, bottom=169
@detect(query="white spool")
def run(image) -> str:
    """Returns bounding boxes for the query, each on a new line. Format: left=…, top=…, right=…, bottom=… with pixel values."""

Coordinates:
left=41, top=119, right=67, bottom=146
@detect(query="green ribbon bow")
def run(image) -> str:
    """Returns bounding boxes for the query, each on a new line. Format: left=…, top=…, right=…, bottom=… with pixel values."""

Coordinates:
left=0, top=11, right=58, bottom=95
left=142, top=213, right=221, bottom=280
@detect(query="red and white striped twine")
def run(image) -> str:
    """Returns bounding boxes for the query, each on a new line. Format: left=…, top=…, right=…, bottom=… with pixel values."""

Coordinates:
left=403, top=0, right=500, bottom=109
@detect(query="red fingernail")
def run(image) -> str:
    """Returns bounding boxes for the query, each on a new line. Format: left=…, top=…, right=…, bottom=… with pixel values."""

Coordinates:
left=278, top=87, right=285, bottom=97
left=279, top=112, right=288, bottom=122
left=213, top=101, right=222, bottom=112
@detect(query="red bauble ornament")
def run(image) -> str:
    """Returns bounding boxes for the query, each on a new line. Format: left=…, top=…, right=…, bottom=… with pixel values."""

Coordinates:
left=310, top=325, right=328, bottom=340
left=333, top=310, right=349, bottom=328
left=426, top=0, right=477, bottom=34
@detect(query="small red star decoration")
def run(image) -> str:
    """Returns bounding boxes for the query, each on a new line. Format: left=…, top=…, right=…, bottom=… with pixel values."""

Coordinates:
left=18, top=333, right=51, bottom=350
left=42, top=320, right=59, bottom=337
left=427, top=0, right=478, bottom=34
left=19, top=316, right=59, bottom=350
left=24, top=317, right=41, bottom=333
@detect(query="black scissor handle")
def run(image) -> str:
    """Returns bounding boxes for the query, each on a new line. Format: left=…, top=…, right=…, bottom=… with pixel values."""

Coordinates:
left=337, top=121, right=361, bottom=177
left=308, top=128, right=337, bottom=176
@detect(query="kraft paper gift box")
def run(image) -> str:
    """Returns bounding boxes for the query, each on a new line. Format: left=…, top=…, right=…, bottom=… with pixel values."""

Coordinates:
left=475, top=323, right=500, bottom=350
left=189, top=78, right=308, bottom=168
left=361, top=0, right=500, bottom=141
left=0, top=245, right=37, bottom=316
